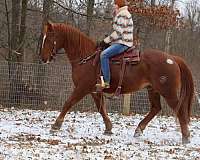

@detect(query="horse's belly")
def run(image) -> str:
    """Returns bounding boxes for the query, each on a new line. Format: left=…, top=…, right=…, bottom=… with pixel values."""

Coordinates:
left=109, top=63, right=150, bottom=93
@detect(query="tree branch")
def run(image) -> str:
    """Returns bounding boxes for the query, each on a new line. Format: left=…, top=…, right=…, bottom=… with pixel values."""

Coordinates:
left=52, top=0, right=112, bottom=21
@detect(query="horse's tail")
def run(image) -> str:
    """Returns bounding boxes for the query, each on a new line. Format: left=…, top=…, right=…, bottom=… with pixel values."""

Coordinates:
left=174, top=56, right=194, bottom=123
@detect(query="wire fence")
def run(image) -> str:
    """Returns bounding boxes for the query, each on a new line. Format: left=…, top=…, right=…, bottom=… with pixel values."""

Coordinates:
left=0, top=61, right=199, bottom=115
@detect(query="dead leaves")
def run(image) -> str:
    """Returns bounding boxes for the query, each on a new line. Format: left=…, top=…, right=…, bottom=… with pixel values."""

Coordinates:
left=47, top=139, right=60, bottom=145
left=8, top=133, right=61, bottom=145
left=127, top=0, right=184, bottom=29
left=104, top=155, right=114, bottom=160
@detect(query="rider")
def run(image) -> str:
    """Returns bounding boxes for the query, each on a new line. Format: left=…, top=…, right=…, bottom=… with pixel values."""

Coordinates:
left=98, top=0, right=134, bottom=89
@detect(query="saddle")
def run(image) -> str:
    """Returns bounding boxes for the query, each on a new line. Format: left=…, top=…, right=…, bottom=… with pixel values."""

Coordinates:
left=111, top=46, right=140, bottom=64
left=93, top=46, right=141, bottom=96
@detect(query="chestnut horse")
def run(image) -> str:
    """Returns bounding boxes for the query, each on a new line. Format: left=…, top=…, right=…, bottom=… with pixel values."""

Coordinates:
left=40, top=22, right=194, bottom=144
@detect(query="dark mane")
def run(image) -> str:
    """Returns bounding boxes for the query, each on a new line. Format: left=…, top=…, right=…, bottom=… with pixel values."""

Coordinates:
left=52, top=23, right=96, bottom=58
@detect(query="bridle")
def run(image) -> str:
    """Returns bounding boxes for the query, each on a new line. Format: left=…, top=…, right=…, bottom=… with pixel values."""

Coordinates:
left=42, top=32, right=57, bottom=63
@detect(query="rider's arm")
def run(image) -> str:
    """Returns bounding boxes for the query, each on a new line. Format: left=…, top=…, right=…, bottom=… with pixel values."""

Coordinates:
left=104, top=12, right=133, bottom=44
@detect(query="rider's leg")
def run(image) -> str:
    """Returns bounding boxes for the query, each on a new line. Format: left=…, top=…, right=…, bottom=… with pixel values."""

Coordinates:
left=100, top=43, right=128, bottom=86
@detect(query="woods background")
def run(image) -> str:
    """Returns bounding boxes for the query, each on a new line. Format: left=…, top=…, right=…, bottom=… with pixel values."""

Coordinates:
left=0, top=0, right=199, bottom=112
left=0, top=0, right=199, bottom=77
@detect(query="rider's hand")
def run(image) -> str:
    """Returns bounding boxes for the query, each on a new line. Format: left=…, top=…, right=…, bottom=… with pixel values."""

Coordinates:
left=99, top=40, right=107, bottom=47
left=97, top=40, right=110, bottom=50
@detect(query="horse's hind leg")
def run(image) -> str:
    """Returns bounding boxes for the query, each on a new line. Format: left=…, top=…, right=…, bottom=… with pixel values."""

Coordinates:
left=51, top=88, right=88, bottom=131
left=164, top=96, right=190, bottom=144
left=177, top=103, right=190, bottom=144
left=134, top=88, right=161, bottom=137
left=91, top=93, right=112, bottom=134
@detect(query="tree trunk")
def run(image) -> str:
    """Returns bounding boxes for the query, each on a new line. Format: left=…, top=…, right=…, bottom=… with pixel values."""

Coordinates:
left=4, top=0, right=11, bottom=59
left=86, top=0, right=94, bottom=36
left=151, top=0, right=155, bottom=6
left=43, top=0, right=53, bottom=24
left=18, top=0, right=28, bottom=62
left=67, top=0, right=75, bottom=24
left=105, top=0, right=113, bottom=17
left=35, top=0, right=53, bottom=61
left=165, top=0, right=175, bottom=53
left=11, top=0, right=21, bottom=62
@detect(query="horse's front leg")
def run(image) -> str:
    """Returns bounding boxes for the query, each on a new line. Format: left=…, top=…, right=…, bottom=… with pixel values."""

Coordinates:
left=51, top=87, right=88, bottom=131
left=91, top=93, right=112, bottom=134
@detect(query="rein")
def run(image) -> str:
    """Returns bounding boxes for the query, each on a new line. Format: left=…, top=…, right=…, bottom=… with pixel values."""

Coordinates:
left=70, top=48, right=101, bottom=65
left=78, top=53, right=96, bottom=65
left=68, top=52, right=96, bottom=65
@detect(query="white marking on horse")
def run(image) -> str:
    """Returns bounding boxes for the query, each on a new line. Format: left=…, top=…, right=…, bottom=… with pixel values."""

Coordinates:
left=166, top=59, right=174, bottom=64
left=42, top=34, right=47, bottom=49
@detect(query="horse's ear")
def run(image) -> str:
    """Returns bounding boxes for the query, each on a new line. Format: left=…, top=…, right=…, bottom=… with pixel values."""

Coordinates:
left=44, top=20, right=53, bottom=33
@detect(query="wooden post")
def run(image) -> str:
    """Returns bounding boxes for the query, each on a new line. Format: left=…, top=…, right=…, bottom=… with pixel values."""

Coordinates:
left=122, top=94, right=131, bottom=115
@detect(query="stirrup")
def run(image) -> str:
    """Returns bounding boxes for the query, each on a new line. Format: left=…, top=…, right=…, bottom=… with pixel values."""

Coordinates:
left=96, top=76, right=110, bottom=92
left=103, top=82, right=110, bottom=89
left=96, top=82, right=110, bottom=90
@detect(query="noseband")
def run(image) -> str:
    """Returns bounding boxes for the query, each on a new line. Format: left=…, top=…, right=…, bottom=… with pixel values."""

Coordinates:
left=42, top=32, right=57, bottom=62
left=51, top=40, right=57, bottom=60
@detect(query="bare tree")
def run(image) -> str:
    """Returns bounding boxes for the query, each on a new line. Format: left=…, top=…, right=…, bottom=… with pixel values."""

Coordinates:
left=18, top=0, right=28, bottom=62
left=10, top=0, right=21, bottom=61
left=4, top=0, right=11, bottom=57
left=43, top=0, right=53, bottom=23
left=104, top=0, right=113, bottom=17
left=86, top=0, right=95, bottom=35
left=165, top=0, right=176, bottom=52
left=186, top=0, right=200, bottom=32
left=151, top=0, right=155, bottom=6
left=66, top=0, right=75, bottom=24
left=35, top=0, right=53, bottom=60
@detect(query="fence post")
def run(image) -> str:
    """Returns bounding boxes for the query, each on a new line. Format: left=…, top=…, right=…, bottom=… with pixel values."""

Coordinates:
left=122, top=94, right=131, bottom=115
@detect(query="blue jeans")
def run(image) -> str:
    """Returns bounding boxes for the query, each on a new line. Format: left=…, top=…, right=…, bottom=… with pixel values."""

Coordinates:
left=100, top=43, right=129, bottom=84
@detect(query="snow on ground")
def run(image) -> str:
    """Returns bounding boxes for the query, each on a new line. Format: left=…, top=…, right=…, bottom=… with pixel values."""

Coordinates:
left=0, top=108, right=200, bottom=160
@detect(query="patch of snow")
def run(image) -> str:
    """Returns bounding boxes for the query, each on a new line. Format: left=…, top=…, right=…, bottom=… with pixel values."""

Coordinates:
left=0, top=108, right=200, bottom=160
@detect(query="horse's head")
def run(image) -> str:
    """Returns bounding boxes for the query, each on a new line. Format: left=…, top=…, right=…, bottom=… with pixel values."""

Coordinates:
left=41, top=21, right=96, bottom=63
left=40, top=21, right=63, bottom=63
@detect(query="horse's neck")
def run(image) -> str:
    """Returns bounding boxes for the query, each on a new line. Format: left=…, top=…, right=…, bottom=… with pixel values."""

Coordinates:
left=65, top=44, right=96, bottom=63
left=62, top=27, right=96, bottom=62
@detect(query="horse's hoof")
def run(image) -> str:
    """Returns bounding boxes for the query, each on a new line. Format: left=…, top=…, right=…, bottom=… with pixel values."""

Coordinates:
left=104, top=130, right=113, bottom=135
left=50, top=128, right=59, bottom=134
left=51, top=121, right=62, bottom=131
left=50, top=127, right=60, bottom=134
left=182, top=137, right=190, bottom=144
left=134, top=128, right=143, bottom=137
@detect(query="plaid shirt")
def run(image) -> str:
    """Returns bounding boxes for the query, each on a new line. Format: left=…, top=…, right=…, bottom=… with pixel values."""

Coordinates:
left=104, top=6, right=134, bottom=47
